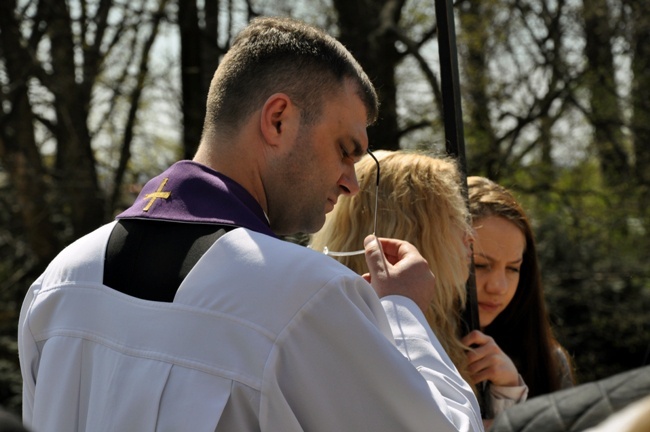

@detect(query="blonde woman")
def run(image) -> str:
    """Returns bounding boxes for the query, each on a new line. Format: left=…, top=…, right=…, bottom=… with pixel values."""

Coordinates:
left=311, top=150, right=527, bottom=422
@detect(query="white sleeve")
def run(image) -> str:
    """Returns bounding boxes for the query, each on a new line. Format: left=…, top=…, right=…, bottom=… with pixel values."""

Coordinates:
left=260, top=277, right=484, bottom=432
left=18, top=277, right=40, bottom=426
left=489, top=375, right=529, bottom=417
left=381, top=295, right=484, bottom=431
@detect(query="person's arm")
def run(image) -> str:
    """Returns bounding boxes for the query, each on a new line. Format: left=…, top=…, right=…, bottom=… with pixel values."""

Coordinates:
left=259, top=236, right=483, bottom=431
left=488, top=375, right=528, bottom=415
left=365, top=236, right=483, bottom=430
left=17, top=276, right=40, bottom=425
left=461, top=330, right=521, bottom=389
left=381, top=295, right=485, bottom=430
left=461, top=330, right=527, bottom=420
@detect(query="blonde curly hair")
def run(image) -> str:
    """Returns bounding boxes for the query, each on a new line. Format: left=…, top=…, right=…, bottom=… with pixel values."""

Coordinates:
left=310, top=150, right=474, bottom=391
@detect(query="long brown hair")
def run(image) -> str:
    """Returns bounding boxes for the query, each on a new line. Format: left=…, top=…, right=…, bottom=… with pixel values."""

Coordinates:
left=311, top=150, right=475, bottom=390
left=468, top=176, right=575, bottom=396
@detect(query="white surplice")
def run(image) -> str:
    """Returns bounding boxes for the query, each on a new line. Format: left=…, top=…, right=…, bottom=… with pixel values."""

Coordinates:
left=19, top=222, right=482, bottom=431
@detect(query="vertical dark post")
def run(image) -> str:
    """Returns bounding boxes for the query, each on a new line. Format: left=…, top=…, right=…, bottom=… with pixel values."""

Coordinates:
left=435, top=0, right=487, bottom=417
left=434, top=0, right=480, bottom=336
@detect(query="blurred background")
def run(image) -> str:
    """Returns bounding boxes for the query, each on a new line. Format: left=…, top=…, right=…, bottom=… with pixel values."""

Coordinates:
left=1, top=0, right=649, bottom=417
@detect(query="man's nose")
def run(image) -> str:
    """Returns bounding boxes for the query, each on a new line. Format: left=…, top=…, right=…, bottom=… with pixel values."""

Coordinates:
left=338, top=166, right=360, bottom=196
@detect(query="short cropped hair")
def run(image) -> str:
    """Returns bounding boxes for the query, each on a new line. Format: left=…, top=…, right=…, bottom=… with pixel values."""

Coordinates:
left=203, top=16, right=379, bottom=139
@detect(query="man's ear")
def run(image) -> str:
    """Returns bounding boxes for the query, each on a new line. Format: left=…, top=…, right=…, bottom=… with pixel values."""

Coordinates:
left=260, top=93, right=298, bottom=147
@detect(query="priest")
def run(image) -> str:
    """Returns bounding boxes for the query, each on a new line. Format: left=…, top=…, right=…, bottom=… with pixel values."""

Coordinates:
left=19, top=16, right=482, bottom=432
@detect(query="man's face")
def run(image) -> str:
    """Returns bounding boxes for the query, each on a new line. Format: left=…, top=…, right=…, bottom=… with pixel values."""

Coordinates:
left=267, top=79, right=369, bottom=235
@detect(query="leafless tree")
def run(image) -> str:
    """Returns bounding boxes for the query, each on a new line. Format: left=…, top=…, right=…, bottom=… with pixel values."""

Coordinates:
left=0, top=0, right=171, bottom=271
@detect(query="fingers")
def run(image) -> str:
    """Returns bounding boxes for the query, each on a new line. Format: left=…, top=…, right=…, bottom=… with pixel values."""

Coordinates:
left=466, top=352, right=504, bottom=384
left=363, top=235, right=387, bottom=280
left=365, top=236, right=418, bottom=265
left=463, top=331, right=498, bottom=364
left=461, top=330, right=489, bottom=348
left=363, top=236, right=436, bottom=313
left=463, top=332, right=521, bottom=386
left=467, top=357, right=519, bottom=387
left=468, top=366, right=492, bottom=385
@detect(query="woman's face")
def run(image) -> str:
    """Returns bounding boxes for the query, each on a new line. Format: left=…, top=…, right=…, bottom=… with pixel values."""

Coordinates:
left=472, top=216, right=526, bottom=329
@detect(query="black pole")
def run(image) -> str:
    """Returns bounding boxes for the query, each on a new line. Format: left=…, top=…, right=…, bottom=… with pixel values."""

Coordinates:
left=434, top=0, right=480, bottom=336
left=435, top=0, right=487, bottom=417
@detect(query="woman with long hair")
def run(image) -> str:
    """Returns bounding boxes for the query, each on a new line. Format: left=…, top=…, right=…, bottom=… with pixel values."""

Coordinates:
left=310, top=151, right=527, bottom=422
left=466, top=176, right=575, bottom=399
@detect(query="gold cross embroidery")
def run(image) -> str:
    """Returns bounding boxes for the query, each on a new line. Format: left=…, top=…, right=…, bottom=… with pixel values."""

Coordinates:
left=143, top=178, right=171, bottom=212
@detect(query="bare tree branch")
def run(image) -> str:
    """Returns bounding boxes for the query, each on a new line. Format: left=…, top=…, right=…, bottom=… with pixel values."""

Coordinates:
left=109, top=0, right=171, bottom=214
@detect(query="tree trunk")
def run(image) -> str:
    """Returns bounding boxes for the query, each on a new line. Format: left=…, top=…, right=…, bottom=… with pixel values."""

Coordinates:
left=179, top=0, right=206, bottom=159
left=0, top=0, right=59, bottom=266
left=629, top=2, right=650, bottom=189
left=582, top=0, right=629, bottom=187
left=178, top=0, right=230, bottom=159
left=457, top=0, right=500, bottom=179
left=332, top=0, right=404, bottom=151
left=46, top=1, right=105, bottom=238
left=110, top=0, right=169, bottom=215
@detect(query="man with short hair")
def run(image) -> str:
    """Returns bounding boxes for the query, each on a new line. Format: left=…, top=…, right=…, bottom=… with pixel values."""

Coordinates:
left=19, top=17, right=482, bottom=431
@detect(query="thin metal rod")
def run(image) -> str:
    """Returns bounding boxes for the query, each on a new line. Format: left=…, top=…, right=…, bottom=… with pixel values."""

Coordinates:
left=324, top=149, right=380, bottom=257
left=434, top=0, right=480, bottom=335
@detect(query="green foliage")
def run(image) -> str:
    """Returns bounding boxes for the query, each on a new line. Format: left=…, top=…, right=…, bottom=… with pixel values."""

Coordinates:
left=0, top=335, right=22, bottom=416
left=505, top=161, right=650, bottom=384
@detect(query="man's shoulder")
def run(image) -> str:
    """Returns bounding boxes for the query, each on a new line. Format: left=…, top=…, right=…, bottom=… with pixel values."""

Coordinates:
left=200, top=227, right=366, bottom=301
left=176, top=228, right=377, bottom=337
left=39, top=222, right=117, bottom=288
left=228, top=228, right=359, bottom=279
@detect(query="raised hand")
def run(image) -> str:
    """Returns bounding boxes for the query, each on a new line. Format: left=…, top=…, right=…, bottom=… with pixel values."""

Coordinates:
left=363, top=235, right=436, bottom=314
left=462, top=330, right=520, bottom=387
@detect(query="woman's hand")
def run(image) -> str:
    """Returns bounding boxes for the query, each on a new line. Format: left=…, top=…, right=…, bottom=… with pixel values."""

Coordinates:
left=461, top=330, right=520, bottom=387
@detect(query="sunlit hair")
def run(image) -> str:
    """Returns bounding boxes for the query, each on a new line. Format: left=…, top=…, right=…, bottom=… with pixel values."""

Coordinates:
left=468, top=176, right=575, bottom=397
left=203, top=16, right=378, bottom=140
left=311, top=150, right=474, bottom=390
